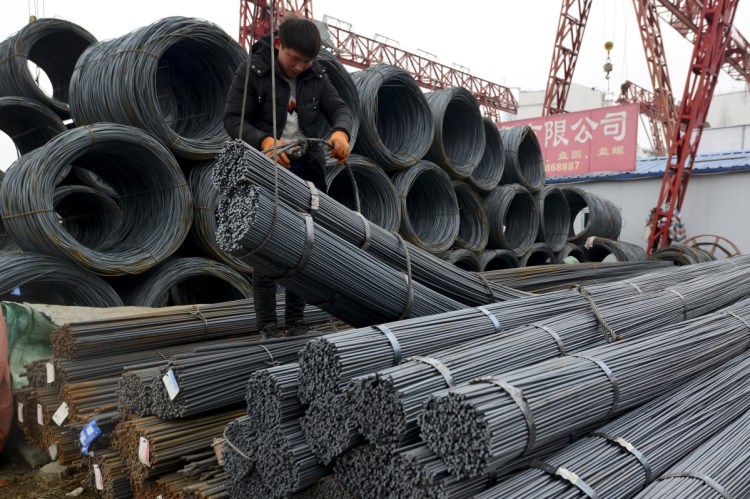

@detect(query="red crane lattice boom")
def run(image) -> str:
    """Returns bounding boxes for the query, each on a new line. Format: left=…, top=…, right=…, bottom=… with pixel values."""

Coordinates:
left=618, top=80, right=668, bottom=155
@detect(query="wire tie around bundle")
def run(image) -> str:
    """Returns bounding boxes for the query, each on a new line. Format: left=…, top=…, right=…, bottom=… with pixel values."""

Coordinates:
left=655, top=472, right=731, bottom=498
left=189, top=305, right=209, bottom=339
left=726, top=310, right=750, bottom=333
left=593, top=432, right=652, bottom=483
left=666, top=289, right=689, bottom=320
left=306, top=181, right=320, bottom=215
left=406, top=355, right=455, bottom=388
left=259, top=344, right=280, bottom=367
left=570, top=354, right=620, bottom=416
left=627, top=281, right=643, bottom=294
left=476, top=306, right=501, bottom=334
left=532, top=323, right=566, bottom=355
left=529, top=461, right=599, bottom=498
left=1, top=209, right=53, bottom=220
left=354, top=211, right=371, bottom=251
left=575, top=285, right=621, bottom=342
left=477, top=273, right=497, bottom=302
left=267, top=214, right=314, bottom=281
left=396, top=233, right=414, bottom=320
left=374, top=324, right=401, bottom=365
left=473, top=376, right=536, bottom=454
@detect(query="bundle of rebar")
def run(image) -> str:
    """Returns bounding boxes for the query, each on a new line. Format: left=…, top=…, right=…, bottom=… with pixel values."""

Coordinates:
left=222, top=415, right=259, bottom=491
left=0, top=252, right=122, bottom=307
left=315, top=48, right=360, bottom=149
left=440, top=249, right=481, bottom=272
left=70, top=16, right=245, bottom=159
left=351, top=64, right=434, bottom=170
left=301, top=392, right=363, bottom=464
left=425, top=87, right=485, bottom=179
left=324, top=155, right=401, bottom=233
left=452, top=181, right=489, bottom=253
left=52, top=185, right=120, bottom=250
left=0, top=18, right=96, bottom=118
left=245, top=363, right=304, bottom=430
left=118, top=257, right=254, bottom=307
left=188, top=160, right=254, bottom=273
left=117, top=367, right=164, bottom=416
left=420, top=297, right=750, bottom=478
left=498, top=126, right=545, bottom=192
left=481, top=351, right=750, bottom=499
left=535, top=186, right=571, bottom=252
left=584, top=237, right=647, bottom=262
left=485, top=184, right=539, bottom=256
left=518, top=243, right=555, bottom=267
left=0, top=123, right=192, bottom=276
left=648, top=243, right=715, bottom=265
left=348, top=266, right=750, bottom=450
left=215, top=184, right=464, bottom=326
left=296, top=475, right=355, bottom=499
left=334, top=444, right=392, bottom=499
left=468, top=119, right=505, bottom=193
left=0, top=96, right=67, bottom=156
left=561, top=185, right=622, bottom=243
left=150, top=337, right=309, bottom=418
left=478, top=249, right=520, bottom=271
left=554, top=243, right=588, bottom=264
left=211, top=138, right=526, bottom=305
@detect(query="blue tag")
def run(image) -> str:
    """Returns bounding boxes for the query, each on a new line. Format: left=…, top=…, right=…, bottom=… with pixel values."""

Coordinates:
left=79, top=420, right=101, bottom=455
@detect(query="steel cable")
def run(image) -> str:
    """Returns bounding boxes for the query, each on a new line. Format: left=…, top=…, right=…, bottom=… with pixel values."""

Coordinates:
left=0, top=18, right=97, bottom=119
left=424, top=87, right=485, bottom=179
left=535, top=186, right=571, bottom=252
left=478, top=250, right=521, bottom=271
left=519, top=243, right=556, bottom=267
left=69, top=16, right=245, bottom=159
left=453, top=181, right=489, bottom=253
left=351, top=64, right=434, bottom=170
left=584, top=237, right=647, bottom=262
left=561, top=185, right=622, bottom=243
left=440, top=249, right=482, bottom=272
left=314, top=48, right=360, bottom=149
left=0, top=96, right=67, bottom=156
left=468, top=119, right=505, bottom=193
left=485, top=184, right=539, bottom=256
left=324, top=155, right=401, bottom=233
left=0, top=123, right=192, bottom=276
left=420, top=297, right=750, bottom=478
left=555, top=243, right=588, bottom=264
left=498, top=126, right=545, bottom=192
left=648, top=244, right=716, bottom=265
left=391, top=161, right=460, bottom=254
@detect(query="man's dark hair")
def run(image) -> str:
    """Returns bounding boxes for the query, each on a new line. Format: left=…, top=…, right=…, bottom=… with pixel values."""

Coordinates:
left=278, top=15, right=322, bottom=60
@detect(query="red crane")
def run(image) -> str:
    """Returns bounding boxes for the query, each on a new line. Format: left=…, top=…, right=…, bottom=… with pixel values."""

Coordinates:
left=238, top=0, right=518, bottom=120
left=617, top=80, right=667, bottom=156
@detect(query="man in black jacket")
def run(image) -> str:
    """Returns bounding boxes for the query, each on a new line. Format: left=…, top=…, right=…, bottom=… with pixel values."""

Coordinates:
left=224, top=15, right=353, bottom=339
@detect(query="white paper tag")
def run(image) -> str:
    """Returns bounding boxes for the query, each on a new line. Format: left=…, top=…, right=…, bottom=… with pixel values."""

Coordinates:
left=46, top=362, right=55, bottom=384
left=17, top=402, right=23, bottom=423
left=48, top=443, right=58, bottom=460
left=93, top=464, right=104, bottom=490
left=213, top=437, right=225, bottom=466
left=138, top=436, right=150, bottom=467
left=52, top=402, right=69, bottom=426
left=37, top=403, right=44, bottom=426
left=162, top=369, right=180, bottom=401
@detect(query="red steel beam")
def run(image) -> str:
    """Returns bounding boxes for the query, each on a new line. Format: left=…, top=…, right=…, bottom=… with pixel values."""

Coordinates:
left=542, top=0, right=593, bottom=115
left=648, top=0, right=740, bottom=253
left=617, top=80, right=668, bottom=155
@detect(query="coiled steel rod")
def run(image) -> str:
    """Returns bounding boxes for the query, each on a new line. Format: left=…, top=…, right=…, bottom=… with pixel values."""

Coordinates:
left=519, top=243, right=555, bottom=267
left=315, top=49, right=360, bottom=149
left=485, top=184, right=539, bottom=256
left=584, top=237, right=646, bottom=262
left=0, top=97, right=66, bottom=156
left=498, top=126, right=545, bottom=192
left=535, top=186, right=571, bottom=252
left=440, top=249, right=481, bottom=272
left=554, top=243, right=588, bottom=264
left=468, top=119, right=505, bottom=193
left=452, top=181, right=489, bottom=253
left=648, top=244, right=715, bottom=265
left=561, top=185, right=622, bottom=243
left=478, top=250, right=520, bottom=271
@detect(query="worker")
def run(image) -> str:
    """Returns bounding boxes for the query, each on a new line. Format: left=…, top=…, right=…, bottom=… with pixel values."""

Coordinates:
left=224, top=14, right=353, bottom=339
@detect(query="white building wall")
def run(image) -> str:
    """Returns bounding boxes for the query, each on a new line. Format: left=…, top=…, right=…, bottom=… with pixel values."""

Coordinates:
left=706, top=92, right=750, bottom=128
left=517, top=83, right=606, bottom=120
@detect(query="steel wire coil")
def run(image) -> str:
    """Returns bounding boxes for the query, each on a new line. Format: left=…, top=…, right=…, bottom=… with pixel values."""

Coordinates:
left=315, top=49, right=360, bottom=149
left=0, top=171, right=18, bottom=250
left=440, top=249, right=481, bottom=272
left=560, top=185, right=622, bottom=243
left=478, top=250, right=520, bottom=271
left=189, top=160, right=253, bottom=273
left=584, top=237, right=647, bottom=262
left=117, top=257, right=253, bottom=307
left=351, top=64, right=434, bottom=170
left=348, top=267, right=750, bottom=451
left=483, top=351, right=750, bottom=499
left=648, top=244, right=716, bottom=265
left=52, top=185, right=121, bottom=250
left=425, top=87, right=485, bottom=179
left=391, top=161, right=460, bottom=254
left=212, top=139, right=527, bottom=306
left=216, top=185, right=464, bottom=326
left=0, top=18, right=97, bottom=119
left=485, top=184, right=539, bottom=256
left=554, top=243, right=588, bottom=264
left=519, top=243, right=555, bottom=267
left=324, top=155, right=401, bottom=233
left=420, top=297, right=750, bottom=478
left=0, top=251, right=122, bottom=307
left=452, top=181, right=489, bottom=253
left=301, top=392, right=363, bottom=465
left=69, top=17, right=245, bottom=159
left=535, top=186, right=570, bottom=252
left=498, top=126, right=545, bottom=192
left=0, top=96, right=67, bottom=156
left=468, top=119, right=505, bottom=193
left=0, top=123, right=192, bottom=275
left=246, top=363, right=304, bottom=431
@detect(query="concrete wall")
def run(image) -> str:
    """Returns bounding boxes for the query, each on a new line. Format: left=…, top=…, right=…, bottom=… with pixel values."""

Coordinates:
left=558, top=171, right=749, bottom=255
left=706, top=91, right=750, bottom=128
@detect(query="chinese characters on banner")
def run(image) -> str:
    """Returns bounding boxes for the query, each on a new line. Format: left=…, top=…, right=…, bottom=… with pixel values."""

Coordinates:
left=499, top=103, right=639, bottom=177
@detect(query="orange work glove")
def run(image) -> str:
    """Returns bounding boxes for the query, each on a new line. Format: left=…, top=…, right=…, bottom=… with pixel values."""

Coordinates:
left=261, top=136, right=290, bottom=168
left=329, top=131, right=350, bottom=164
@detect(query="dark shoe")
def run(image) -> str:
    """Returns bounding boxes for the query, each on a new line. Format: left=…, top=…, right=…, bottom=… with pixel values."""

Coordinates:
left=286, top=320, right=309, bottom=337
left=259, top=324, right=280, bottom=340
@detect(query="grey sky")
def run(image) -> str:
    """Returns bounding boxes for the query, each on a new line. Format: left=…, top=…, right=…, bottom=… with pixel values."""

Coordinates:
left=1, top=0, right=749, bottom=169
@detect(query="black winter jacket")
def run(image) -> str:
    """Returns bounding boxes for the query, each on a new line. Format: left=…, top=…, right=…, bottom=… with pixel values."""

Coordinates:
left=223, top=33, right=353, bottom=186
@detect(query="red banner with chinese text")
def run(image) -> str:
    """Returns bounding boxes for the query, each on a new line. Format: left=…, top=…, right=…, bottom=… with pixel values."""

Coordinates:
left=499, top=104, right=639, bottom=177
